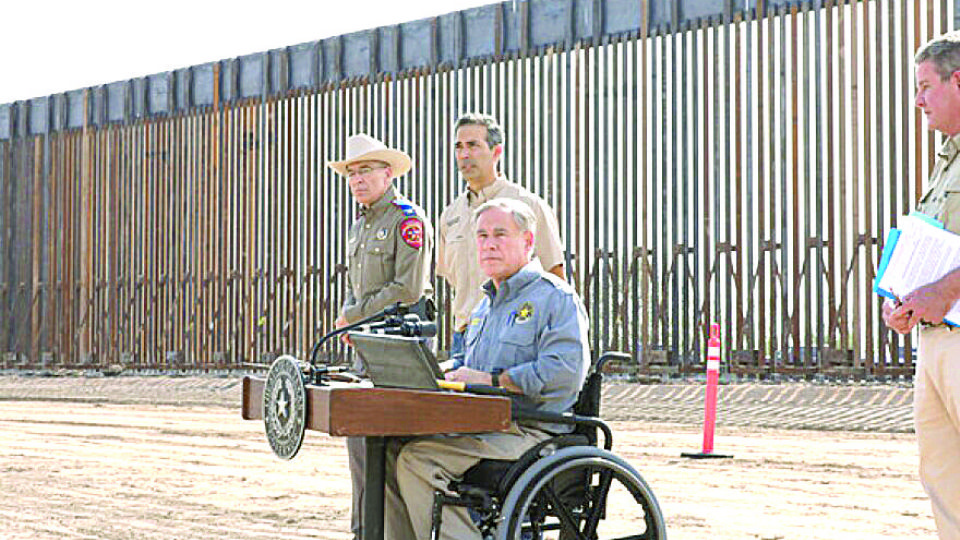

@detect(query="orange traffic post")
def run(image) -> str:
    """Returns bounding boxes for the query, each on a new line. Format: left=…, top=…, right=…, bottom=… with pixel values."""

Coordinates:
left=682, top=323, right=733, bottom=459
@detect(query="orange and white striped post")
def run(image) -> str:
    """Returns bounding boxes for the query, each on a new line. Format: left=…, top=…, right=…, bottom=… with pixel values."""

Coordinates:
left=682, top=323, right=733, bottom=459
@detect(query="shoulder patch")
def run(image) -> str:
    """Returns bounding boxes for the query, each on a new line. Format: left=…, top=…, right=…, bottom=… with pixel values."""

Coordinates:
left=392, top=199, right=418, bottom=217
left=399, top=218, right=424, bottom=249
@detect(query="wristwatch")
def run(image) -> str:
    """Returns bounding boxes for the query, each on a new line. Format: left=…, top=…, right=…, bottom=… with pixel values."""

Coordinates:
left=490, top=372, right=500, bottom=387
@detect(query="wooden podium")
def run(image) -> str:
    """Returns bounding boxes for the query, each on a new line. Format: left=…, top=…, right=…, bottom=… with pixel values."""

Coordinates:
left=242, top=376, right=512, bottom=540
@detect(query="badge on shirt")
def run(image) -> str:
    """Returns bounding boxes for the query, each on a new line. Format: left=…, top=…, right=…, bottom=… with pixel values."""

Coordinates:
left=400, top=218, right=424, bottom=249
left=514, top=301, right=535, bottom=324
left=376, top=227, right=389, bottom=240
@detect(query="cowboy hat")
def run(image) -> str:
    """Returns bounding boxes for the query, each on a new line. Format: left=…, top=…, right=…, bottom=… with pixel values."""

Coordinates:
left=327, top=134, right=412, bottom=178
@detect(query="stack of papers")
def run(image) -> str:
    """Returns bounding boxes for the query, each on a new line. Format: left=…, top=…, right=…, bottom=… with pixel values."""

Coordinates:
left=874, top=213, right=960, bottom=326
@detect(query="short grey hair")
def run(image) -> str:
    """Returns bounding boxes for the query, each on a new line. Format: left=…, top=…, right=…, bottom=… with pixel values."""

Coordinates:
left=475, top=198, right=538, bottom=238
left=916, top=30, right=960, bottom=81
left=454, top=113, right=504, bottom=148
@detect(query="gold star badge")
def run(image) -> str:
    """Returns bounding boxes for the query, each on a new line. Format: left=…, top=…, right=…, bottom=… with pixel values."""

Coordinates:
left=515, top=301, right=535, bottom=323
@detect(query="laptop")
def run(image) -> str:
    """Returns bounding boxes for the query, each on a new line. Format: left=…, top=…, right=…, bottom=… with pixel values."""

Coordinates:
left=348, top=332, right=443, bottom=390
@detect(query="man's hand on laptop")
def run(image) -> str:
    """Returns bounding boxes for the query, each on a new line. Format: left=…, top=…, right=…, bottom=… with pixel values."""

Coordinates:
left=445, top=367, right=521, bottom=394
left=444, top=367, right=492, bottom=386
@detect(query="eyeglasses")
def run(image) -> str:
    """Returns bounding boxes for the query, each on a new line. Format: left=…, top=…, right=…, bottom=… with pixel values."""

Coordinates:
left=347, top=165, right=388, bottom=179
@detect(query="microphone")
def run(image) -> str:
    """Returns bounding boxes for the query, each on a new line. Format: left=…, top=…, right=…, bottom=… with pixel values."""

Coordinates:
left=383, top=297, right=436, bottom=321
left=379, top=314, right=438, bottom=338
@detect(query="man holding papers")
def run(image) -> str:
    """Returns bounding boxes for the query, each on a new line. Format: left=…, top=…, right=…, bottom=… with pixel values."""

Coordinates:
left=883, top=30, right=960, bottom=540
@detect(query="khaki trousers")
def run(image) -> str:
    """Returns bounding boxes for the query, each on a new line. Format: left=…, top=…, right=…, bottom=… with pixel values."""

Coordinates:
left=916, top=327, right=960, bottom=540
left=347, top=436, right=365, bottom=540
left=384, top=423, right=552, bottom=540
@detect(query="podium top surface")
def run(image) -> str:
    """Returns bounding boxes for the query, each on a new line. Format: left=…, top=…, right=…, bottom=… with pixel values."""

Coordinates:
left=242, top=376, right=512, bottom=437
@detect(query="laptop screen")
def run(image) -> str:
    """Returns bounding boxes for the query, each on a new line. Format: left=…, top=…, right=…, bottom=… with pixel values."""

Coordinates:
left=349, top=332, right=442, bottom=390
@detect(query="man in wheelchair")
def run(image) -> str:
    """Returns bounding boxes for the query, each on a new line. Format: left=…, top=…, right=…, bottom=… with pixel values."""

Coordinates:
left=383, top=198, right=591, bottom=540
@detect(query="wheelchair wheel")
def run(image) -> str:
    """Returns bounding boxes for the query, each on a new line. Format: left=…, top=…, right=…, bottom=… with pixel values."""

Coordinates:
left=496, top=446, right=666, bottom=540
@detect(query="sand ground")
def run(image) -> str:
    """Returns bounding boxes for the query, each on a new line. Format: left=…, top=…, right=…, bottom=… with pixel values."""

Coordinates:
left=0, top=374, right=935, bottom=539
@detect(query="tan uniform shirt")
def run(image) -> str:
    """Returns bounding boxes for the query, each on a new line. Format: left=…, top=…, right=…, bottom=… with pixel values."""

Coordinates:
left=917, top=134, right=960, bottom=234
left=437, top=176, right=565, bottom=331
left=341, top=184, right=434, bottom=323
left=915, top=134, right=960, bottom=331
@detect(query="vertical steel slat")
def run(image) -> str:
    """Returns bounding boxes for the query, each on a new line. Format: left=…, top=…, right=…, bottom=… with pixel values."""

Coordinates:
left=901, top=0, right=915, bottom=370
left=40, top=132, right=52, bottom=364
left=283, top=95, right=293, bottom=356
left=176, top=112, right=187, bottom=364
left=743, top=8, right=755, bottom=359
left=588, top=37, right=599, bottom=357
left=862, top=0, right=875, bottom=372
left=80, top=92, right=91, bottom=362
left=68, top=128, right=77, bottom=363
left=30, top=136, right=42, bottom=364
left=789, top=6, right=801, bottom=369
left=648, top=30, right=658, bottom=351
left=850, top=0, right=862, bottom=371
left=267, top=96, right=277, bottom=359
left=755, top=1, right=767, bottom=366
left=128, top=124, right=138, bottom=365
left=673, top=23, right=684, bottom=363
left=768, top=3, right=779, bottom=368
left=107, top=125, right=119, bottom=364
left=538, top=48, right=546, bottom=212
left=177, top=112, right=186, bottom=363
left=632, top=25, right=641, bottom=365
left=159, top=114, right=171, bottom=366
left=144, top=118, right=154, bottom=365
left=778, top=5, right=789, bottom=368
left=221, top=102, right=232, bottom=365
left=573, top=42, right=583, bottom=300
left=296, top=91, right=306, bottom=359
left=881, top=0, right=894, bottom=368
left=689, top=21, right=701, bottom=362
left=740, top=11, right=749, bottom=368
left=202, top=108, right=212, bottom=365
left=802, top=4, right=815, bottom=371
left=824, top=0, right=837, bottom=361
left=47, top=132, right=59, bottom=365
left=837, top=0, right=850, bottom=359
left=599, top=37, right=609, bottom=354
left=708, top=18, right=719, bottom=351
left=700, top=18, right=713, bottom=360
left=315, top=91, right=326, bottom=359
left=619, top=36, right=630, bottom=353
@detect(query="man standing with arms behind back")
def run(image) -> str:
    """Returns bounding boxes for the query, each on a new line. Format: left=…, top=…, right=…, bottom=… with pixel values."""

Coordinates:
left=438, top=113, right=567, bottom=360
left=884, top=30, right=960, bottom=540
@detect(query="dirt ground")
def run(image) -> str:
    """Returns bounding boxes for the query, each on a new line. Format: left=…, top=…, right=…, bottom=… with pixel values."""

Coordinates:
left=0, top=387, right=936, bottom=540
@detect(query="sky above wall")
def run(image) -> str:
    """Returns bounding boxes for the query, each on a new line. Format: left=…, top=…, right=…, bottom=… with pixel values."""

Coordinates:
left=0, top=0, right=498, bottom=104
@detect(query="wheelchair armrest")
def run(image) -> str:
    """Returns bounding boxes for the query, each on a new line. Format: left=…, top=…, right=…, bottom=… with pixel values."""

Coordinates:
left=510, top=406, right=613, bottom=451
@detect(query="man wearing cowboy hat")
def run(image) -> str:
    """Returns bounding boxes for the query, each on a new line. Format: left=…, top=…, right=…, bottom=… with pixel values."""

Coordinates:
left=328, top=133, right=434, bottom=540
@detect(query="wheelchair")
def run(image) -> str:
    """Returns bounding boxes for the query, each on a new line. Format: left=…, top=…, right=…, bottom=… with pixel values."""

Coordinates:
left=430, top=352, right=667, bottom=540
